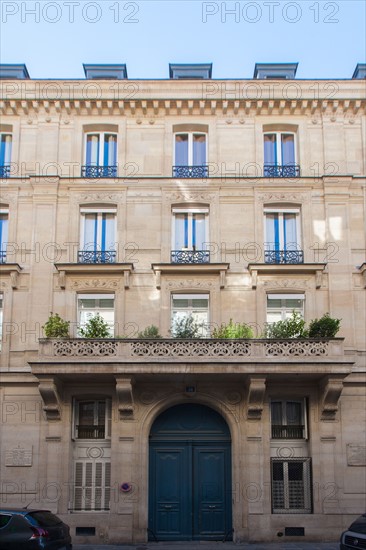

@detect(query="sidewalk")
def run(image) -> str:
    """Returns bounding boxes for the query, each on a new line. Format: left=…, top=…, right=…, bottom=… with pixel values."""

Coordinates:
left=73, top=543, right=340, bottom=550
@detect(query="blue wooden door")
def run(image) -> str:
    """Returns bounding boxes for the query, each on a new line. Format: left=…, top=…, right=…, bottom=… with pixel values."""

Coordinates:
left=149, top=404, right=232, bottom=541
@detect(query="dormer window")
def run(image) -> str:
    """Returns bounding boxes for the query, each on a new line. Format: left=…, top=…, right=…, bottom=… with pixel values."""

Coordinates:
left=254, top=63, right=298, bottom=80
left=169, top=63, right=212, bottom=80
left=0, top=64, right=29, bottom=79
left=352, top=63, right=366, bottom=79
left=83, top=64, right=127, bottom=80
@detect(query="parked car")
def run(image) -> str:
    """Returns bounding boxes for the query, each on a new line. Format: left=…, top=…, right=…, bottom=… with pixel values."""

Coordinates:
left=0, top=508, right=72, bottom=550
left=340, top=513, right=366, bottom=549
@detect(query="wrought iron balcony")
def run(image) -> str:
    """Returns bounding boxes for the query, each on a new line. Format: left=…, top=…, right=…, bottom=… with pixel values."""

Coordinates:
left=0, top=251, right=6, bottom=264
left=264, top=250, right=304, bottom=264
left=0, top=166, right=11, bottom=178
left=171, top=250, right=210, bottom=264
left=78, top=250, right=117, bottom=264
left=81, top=165, right=118, bottom=178
left=172, top=165, right=209, bottom=178
left=264, top=164, right=300, bottom=178
left=272, top=425, right=305, bottom=439
left=76, top=425, right=105, bottom=439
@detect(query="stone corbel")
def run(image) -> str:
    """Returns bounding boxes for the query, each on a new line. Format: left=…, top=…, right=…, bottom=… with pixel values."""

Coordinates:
left=320, top=376, right=344, bottom=420
left=251, top=269, right=258, bottom=289
left=58, top=270, right=66, bottom=289
left=247, top=376, right=266, bottom=419
left=38, top=377, right=62, bottom=421
left=124, top=270, right=130, bottom=289
left=315, top=269, right=323, bottom=289
left=155, top=269, right=161, bottom=290
left=220, top=269, right=226, bottom=289
left=115, top=376, right=135, bottom=418
left=9, top=270, right=19, bottom=289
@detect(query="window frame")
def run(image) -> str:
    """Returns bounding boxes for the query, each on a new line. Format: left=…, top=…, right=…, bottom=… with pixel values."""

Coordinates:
left=266, top=293, right=305, bottom=324
left=173, top=132, right=208, bottom=166
left=171, top=207, right=209, bottom=252
left=77, top=293, right=115, bottom=337
left=0, top=133, right=12, bottom=166
left=263, top=131, right=297, bottom=166
left=263, top=208, right=301, bottom=253
left=79, top=208, right=117, bottom=252
left=270, top=397, right=308, bottom=440
left=0, top=209, right=9, bottom=262
left=171, top=293, right=210, bottom=337
left=84, top=132, right=118, bottom=167
left=271, top=457, right=312, bottom=514
left=72, top=397, right=112, bottom=440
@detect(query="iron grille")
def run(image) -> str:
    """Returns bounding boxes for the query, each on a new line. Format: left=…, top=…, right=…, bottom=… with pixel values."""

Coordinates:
left=172, top=165, right=209, bottom=178
left=271, top=458, right=312, bottom=514
left=78, top=250, right=116, bottom=264
left=271, top=425, right=305, bottom=439
left=264, top=250, right=304, bottom=264
left=0, top=251, right=6, bottom=263
left=264, top=164, right=301, bottom=178
left=171, top=250, right=210, bottom=264
left=76, top=425, right=105, bottom=439
left=81, top=165, right=118, bottom=178
left=0, top=166, right=11, bottom=178
left=285, top=527, right=305, bottom=536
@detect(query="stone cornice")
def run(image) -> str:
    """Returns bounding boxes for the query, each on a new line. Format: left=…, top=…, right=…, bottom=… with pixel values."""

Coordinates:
left=0, top=263, right=22, bottom=288
left=152, top=263, right=230, bottom=289
left=247, top=263, right=326, bottom=289
left=54, top=262, right=134, bottom=289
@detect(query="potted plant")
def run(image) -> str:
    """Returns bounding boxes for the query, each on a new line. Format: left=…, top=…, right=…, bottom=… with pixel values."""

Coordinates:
left=212, top=319, right=253, bottom=339
left=42, top=312, right=70, bottom=338
left=308, top=313, right=341, bottom=338
left=78, top=314, right=112, bottom=338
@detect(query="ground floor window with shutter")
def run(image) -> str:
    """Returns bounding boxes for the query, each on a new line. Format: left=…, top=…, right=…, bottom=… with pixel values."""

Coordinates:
left=74, top=460, right=111, bottom=512
left=271, top=458, right=312, bottom=514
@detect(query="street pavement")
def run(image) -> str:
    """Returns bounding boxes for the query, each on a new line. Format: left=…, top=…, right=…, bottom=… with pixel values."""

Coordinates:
left=73, top=542, right=340, bottom=549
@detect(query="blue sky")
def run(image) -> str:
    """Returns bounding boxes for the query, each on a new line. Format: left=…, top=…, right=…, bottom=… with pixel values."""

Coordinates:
left=1, top=0, right=365, bottom=79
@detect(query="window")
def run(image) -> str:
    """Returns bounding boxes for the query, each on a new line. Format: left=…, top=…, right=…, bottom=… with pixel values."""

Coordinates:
left=0, top=134, right=12, bottom=178
left=171, top=294, right=209, bottom=337
left=271, top=458, right=312, bottom=513
left=173, top=133, right=208, bottom=177
left=0, top=295, right=3, bottom=351
left=264, top=208, right=302, bottom=263
left=73, top=398, right=111, bottom=439
left=74, top=460, right=111, bottom=511
left=0, top=211, right=8, bottom=263
left=271, top=398, right=307, bottom=439
left=264, top=132, right=299, bottom=177
left=82, top=132, right=117, bottom=178
left=267, top=294, right=305, bottom=324
left=77, top=294, right=115, bottom=336
left=79, top=208, right=116, bottom=263
left=171, top=208, right=209, bottom=263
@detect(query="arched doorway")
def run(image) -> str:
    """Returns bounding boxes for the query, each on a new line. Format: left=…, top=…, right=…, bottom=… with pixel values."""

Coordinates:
left=148, top=403, right=232, bottom=541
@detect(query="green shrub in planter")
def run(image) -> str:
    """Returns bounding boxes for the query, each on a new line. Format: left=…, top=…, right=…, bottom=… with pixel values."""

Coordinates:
left=137, top=325, right=162, bottom=339
left=172, top=315, right=203, bottom=339
left=263, top=311, right=308, bottom=339
left=42, top=312, right=70, bottom=338
left=212, top=319, right=253, bottom=339
left=79, top=314, right=111, bottom=338
left=308, top=313, right=341, bottom=338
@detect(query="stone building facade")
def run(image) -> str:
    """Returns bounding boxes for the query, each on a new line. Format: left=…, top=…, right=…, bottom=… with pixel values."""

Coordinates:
left=0, top=62, right=365, bottom=544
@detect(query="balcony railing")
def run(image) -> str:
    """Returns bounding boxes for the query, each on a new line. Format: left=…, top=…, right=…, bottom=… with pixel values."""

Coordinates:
left=81, top=165, right=118, bottom=178
left=272, top=425, right=305, bottom=439
left=0, top=251, right=6, bottom=264
left=264, top=250, right=304, bottom=264
left=76, top=425, right=105, bottom=439
left=172, top=165, right=209, bottom=178
left=78, top=250, right=116, bottom=264
left=0, top=166, right=11, bottom=178
left=264, top=164, right=300, bottom=178
left=171, top=250, right=210, bottom=264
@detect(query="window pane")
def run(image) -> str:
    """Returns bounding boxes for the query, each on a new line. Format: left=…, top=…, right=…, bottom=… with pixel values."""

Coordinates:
left=267, top=299, right=282, bottom=308
left=97, top=401, right=106, bottom=425
left=83, top=214, right=98, bottom=249
left=271, top=402, right=283, bottom=425
left=286, top=402, right=302, bottom=425
left=86, top=135, right=100, bottom=165
left=79, top=402, right=95, bottom=425
left=272, top=461, right=284, bottom=481
left=193, top=134, right=206, bottom=165
left=283, top=213, right=297, bottom=249
left=104, top=134, right=117, bottom=166
left=0, top=215, right=8, bottom=248
left=172, top=298, right=189, bottom=308
left=79, top=299, right=97, bottom=309
left=193, top=213, right=206, bottom=249
left=101, top=214, right=115, bottom=251
left=265, top=213, right=280, bottom=250
left=264, top=134, right=277, bottom=164
left=281, top=134, right=295, bottom=165
left=191, top=299, right=208, bottom=308
left=175, top=134, right=188, bottom=165
left=0, top=135, right=12, bottom=165
left=174, top=213, right=188, bottom=249
left=98, top=299, right=114, bottom=308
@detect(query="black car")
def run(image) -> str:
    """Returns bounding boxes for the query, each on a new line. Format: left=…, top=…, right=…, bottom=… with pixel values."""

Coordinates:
left=340, top=513, right=366, bottom=549
left=0, top=508, right=72, bottom=550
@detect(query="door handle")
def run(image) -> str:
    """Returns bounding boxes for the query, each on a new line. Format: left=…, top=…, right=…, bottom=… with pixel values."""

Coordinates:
left=208, top=505, right=216, bottom=509
left=163, top=505, right=172, bottom=509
